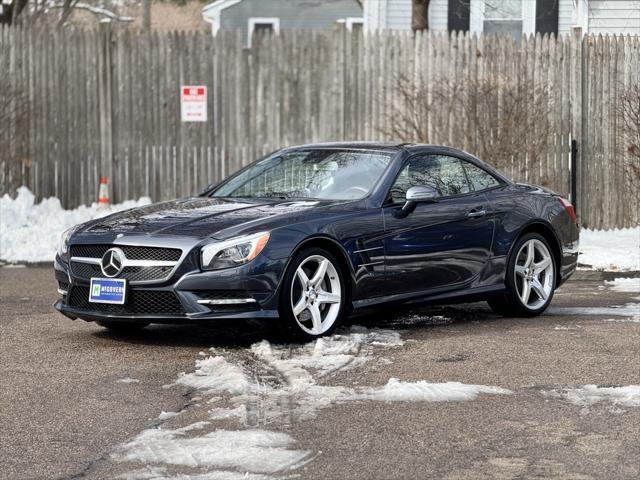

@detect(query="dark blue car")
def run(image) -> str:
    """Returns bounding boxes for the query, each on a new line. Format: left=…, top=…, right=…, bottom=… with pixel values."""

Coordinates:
left=55, top=143, right=579, bottom=339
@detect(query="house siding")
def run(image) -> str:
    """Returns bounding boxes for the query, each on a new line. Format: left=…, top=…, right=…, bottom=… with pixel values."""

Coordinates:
left=429, top=0, right=449, bottom=31
left=588, top=0, right=640, bottom=35
left=558, top=0, right=576, bottom=35
left=362, top=0, right=639, bottom=35
left=219, top=0, right=362, bottom=40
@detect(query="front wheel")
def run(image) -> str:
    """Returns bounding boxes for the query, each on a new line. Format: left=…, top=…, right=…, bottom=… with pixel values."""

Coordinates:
left=488, top=233, right=556, bottom=317
left=279, top=248, right=346, bottom=340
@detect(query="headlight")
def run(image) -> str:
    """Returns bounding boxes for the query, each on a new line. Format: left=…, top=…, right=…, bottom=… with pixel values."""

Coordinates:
left=201, top=232, right=270, bottom=271
left=57, top=227, right=75, bottom=262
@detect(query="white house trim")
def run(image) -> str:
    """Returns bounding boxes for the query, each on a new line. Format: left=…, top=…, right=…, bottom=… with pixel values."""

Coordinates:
left=202, top=0, right=242, bottom=36
left=345, top=17, right=365, bottom=31
left=247, top=17, right=280, bottom=46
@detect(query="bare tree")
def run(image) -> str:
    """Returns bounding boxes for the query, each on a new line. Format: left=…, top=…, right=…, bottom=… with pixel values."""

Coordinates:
left=382, top=72, right=553, bottom=182
left=412, top=0, right=430, bottom=31
left=617, top=82, right=640, bottom=186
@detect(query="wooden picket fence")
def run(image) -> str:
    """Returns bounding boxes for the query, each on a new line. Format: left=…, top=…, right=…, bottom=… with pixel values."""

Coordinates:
left=0, top=26, right=638, bottom=229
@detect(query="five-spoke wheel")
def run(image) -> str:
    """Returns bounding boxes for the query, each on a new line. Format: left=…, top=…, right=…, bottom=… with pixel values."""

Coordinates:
left=280, top=248, right=345, bottom=339
left=488, top=233, right=557, bottom=317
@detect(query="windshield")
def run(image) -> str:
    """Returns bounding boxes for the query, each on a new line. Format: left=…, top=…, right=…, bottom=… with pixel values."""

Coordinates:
left=210, top=149, right=393, bottom=200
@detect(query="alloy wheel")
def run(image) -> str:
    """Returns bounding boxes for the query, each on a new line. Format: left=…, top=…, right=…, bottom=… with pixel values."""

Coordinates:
left=290, top=255, right=342, bottom=335
left=514, top=239, right=554, bottom=310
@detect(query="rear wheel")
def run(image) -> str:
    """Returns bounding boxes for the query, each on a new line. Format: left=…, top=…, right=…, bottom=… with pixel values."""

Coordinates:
left=488, top=233, right=556, bottom=317
left=97, top=321, right=149, bottom=332
left=279, top=247, right=346, bottom=340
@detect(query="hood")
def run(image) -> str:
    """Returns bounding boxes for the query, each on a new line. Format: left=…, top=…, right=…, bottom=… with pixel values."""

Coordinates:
left=77, top=197, right=338, bottom=238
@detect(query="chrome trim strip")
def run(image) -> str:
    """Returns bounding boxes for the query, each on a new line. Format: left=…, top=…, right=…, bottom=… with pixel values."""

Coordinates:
left=197, top=298, right=257, bottom=305
left=353, top=246, right=383, bottom=254
left=70, top=257, right=177, bottom=268
left=57, top=288, right=68, bottom=295
left=357, top=261, right=384, bottom=267
left=71, top=256, right=101, bottom=265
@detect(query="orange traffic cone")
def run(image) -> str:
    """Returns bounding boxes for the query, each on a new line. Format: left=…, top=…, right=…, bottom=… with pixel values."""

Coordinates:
left=98, top=176, right=110, bottom=209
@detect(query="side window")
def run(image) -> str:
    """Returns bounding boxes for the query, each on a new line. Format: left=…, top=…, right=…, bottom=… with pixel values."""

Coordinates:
left=388, top=155, right=471, bottom=203
left=463, top=162, right=500, bottom=191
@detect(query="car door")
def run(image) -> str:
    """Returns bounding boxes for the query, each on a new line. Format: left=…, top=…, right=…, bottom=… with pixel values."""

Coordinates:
left=382, top=154, right=495, bottom=294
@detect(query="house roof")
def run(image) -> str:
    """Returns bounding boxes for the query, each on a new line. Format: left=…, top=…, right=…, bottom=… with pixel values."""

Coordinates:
left=202, top=0, right=242, bottom=17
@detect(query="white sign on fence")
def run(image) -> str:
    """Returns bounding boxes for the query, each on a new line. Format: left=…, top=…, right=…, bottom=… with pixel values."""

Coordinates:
left=180, top=86, right=207, bottom=122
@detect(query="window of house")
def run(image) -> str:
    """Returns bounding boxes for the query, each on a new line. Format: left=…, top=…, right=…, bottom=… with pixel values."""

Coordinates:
left=248, top=17, right=280, bottom=46
left=483, top=0, right=523, bottom=38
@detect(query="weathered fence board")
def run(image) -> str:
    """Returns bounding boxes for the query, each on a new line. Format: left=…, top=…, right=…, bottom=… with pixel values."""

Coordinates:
left=0, top=27, right=638, bottom=229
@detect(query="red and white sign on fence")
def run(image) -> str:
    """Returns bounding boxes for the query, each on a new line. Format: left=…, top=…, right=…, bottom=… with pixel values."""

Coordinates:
left=180, top=86, right=207, bottom=122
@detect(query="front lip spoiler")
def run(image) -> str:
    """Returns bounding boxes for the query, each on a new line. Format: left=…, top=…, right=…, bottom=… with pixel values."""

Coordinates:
left=54, top=300, right=279, bottom=324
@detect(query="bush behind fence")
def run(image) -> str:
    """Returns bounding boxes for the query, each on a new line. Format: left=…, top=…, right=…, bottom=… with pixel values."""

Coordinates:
left=0, top=26, right=638, bottom=229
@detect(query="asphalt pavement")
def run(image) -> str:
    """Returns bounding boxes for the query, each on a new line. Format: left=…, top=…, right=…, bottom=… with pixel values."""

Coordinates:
left=1, top=267, right=638, bottom=480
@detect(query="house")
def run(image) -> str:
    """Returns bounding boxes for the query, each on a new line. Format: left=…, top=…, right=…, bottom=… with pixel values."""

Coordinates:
left=202, top=0, right=364, bottom=45
left=363, top=0, right=640, bottom=37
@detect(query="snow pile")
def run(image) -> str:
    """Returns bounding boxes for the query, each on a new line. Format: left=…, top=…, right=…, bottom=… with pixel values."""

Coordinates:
left=0, top=186, right=151, bottom=263
left=605, top=277, right=640, bottom=293
left=543, top=385, right=640, bottom=410
left=579, top=227, right=640, bottom=271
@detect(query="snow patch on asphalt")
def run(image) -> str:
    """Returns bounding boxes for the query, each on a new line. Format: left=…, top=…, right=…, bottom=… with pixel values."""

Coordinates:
left=173, top=356, right=251, bottom=396
left=114, top=428, right=311, bottom=475
left=351, top=379, right=512, bottom=402
left=606, top=277, right=640, bottom=293
left=579, top=227, right=640, bottom=271
left=120, top=466, right=272, bottom=480
left=118, top=377, right=140, bottom=384
left=549, top=303, right=640, bottom=320
left=116, top=326, right=511, bottom=478
left=0, top=186, right=151, bottom=263
left=158, top=411, right=182, bottom=421
left=543, top=385, right=640, bottom=411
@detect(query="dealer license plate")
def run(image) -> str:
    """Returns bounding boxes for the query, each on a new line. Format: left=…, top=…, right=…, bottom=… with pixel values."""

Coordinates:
left=89, top=278, right=127, bottom=304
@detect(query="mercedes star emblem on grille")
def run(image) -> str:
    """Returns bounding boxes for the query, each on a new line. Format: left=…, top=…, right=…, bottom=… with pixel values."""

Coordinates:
left=100, top=248, right=125, bottom=277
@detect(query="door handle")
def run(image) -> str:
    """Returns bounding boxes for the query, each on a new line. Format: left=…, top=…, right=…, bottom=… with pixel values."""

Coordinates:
left=467, top=208, right=486, bottom=218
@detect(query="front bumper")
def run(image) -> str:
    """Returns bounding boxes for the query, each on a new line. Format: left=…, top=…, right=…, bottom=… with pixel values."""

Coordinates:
left=54, top=250, right=286, bottom=324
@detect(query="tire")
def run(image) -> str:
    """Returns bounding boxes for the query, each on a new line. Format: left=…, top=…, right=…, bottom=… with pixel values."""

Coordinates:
left=278, top=247, right=347, bottom=340
left=97, top=321, right=149, bottom=332
left=488, top=233, right=556, bottom=318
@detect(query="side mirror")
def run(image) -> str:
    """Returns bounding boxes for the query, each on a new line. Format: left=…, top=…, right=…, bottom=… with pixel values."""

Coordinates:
left=402, top=185, right=439, bottom=213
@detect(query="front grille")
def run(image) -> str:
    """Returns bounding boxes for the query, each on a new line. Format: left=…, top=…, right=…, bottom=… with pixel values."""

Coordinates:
left=69, top=244, right=183, bottom=283
left=70, top=262, right=174, bottom=283
left=67, top=286, right=185, bottom=315
left=70, top=245, right=182, bottom=262
left=58, top=281, right=69, bottom=292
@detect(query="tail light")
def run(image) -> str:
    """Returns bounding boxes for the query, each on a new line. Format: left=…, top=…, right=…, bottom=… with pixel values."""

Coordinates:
left=558, top=197, right=577, bottom=223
